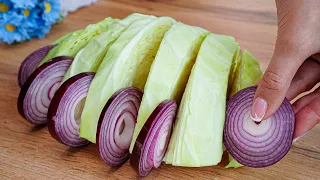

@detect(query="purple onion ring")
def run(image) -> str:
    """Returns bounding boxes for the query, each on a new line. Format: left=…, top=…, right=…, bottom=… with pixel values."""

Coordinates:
left=18, top=56, right=73, bottom=125
left=97, top=87, right=143, bottom=167
left=130, top=100, right=177, bottom=177
left=18, top=45, right=56, bottom=88
left=48, top=73, right=95, bottom=147
left=223, top=86, right=295, bottom=168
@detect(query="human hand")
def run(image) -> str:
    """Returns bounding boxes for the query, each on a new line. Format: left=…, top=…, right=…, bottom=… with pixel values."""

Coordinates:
left=251, top=0, right=320, bottom=141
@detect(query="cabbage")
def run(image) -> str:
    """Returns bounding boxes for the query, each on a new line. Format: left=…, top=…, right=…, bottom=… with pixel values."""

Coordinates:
left=227, top=47, right=241, bottom=95
left=226, top=50, right=263, bottom=168
left=79, top=16, right=176, bottom=143
left=164, top=34, right=239, bottom=166
left=226, top=155, right=243, bottom=168
left=61, top=13, right=151, bottom=83
left=228, top=50, right=263, bottom=97
left=129, top=22, right=209, bottom=153
left=52, top=30, right=83, bottom=45
left=39, top=17, right=117, bottom=65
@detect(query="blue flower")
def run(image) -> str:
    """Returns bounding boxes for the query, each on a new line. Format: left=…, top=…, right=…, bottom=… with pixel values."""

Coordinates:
left=28, top=18, right=51, bottom=38
left=40, top=0, right=61, bottom=25
left=0, top=0, right=13, bottom=17
left=20, top=7, right=41, bottom=28
left=11, top=0, right=38, bottom=9
left=0, top=11, right=30, bottom=44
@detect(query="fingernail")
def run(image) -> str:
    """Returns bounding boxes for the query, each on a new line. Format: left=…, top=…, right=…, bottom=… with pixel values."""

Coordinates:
left=293, top=132, right=308, bottom=143
left=250, top=97, right=268, bottom=122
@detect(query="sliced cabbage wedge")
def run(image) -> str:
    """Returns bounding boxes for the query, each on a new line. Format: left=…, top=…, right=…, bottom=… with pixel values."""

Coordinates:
left=61, top=13, right=150, bottom=83
left=79, top=16, right=176, bottom=143
left=227, top=48, right=241, bottom=95
left=228, top=50, right=263, bottom=97
left=129, top=22, right=209, bottom=153
left=226, top=50, right=263, bottom=168
left=52, top=30, right=82, bottom=45
left=226, top=154, right=243, bottom=168
left=40, top=17, right=117, bottom=65
left=164, top=34, right=238, bottom=166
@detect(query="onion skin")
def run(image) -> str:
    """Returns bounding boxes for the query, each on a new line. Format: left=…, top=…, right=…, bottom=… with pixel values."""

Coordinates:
left=131, top=100, right=177, bottom=177
left=18, top=45, right=57, bottom=88
left=47, top=73, right=94, bottom=147
left=223, top=86, right=295, bottom=168
left=97, top=87, right=143, bottom=167
left=18, top=56, right=73, bottom=125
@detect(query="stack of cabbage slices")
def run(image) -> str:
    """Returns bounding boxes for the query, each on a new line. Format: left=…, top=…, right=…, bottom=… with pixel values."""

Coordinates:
left=19, top=13, right=263, bottom=169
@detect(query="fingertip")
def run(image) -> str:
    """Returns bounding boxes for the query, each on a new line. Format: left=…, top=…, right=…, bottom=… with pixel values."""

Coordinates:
left=253, top=67, right=292, bottom=120
left=293, top=105, right=319, bottom=139
left=292, top=91, right=320, bottom=116
left=250, top=97, right=267, bottom=122
left=293, top=132, right=307, bottom=143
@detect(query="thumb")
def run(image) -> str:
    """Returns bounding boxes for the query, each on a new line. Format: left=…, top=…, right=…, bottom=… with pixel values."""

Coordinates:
left=252, top=52, right=300, bottom=121
left=251, top=0, right=320, bottom=121
left=252, top=36, right=311, bottom=122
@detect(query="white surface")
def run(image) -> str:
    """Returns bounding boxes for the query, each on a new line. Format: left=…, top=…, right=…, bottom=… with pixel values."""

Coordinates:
left=61, top=0, right=99, bottom=16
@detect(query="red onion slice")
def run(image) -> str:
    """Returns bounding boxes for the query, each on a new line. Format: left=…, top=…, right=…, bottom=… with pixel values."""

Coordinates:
left=97, top=87, right=143, bottom=167
left=223, top=86, right=295, bottom=168
left=130, top=100, right=177, bottom=177
left=47, top=73, right=95, bottom=147
left=18, top=45, right=57, bottom=88
left=18, top=56, right=73, bottom=125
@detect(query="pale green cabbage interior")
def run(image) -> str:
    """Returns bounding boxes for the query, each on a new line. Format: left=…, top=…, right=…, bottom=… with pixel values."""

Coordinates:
left=129, top=22, right=209, bottom=153
left=164, top=34, right=238, bottom=166
left=60, top=13, right=152, bottom=84
left=79, top=16, right=176, bottom=143
left=39, top=17, right=116, bottom=65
